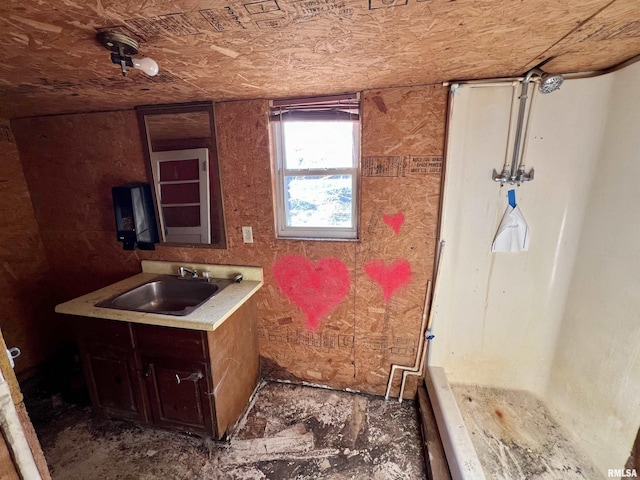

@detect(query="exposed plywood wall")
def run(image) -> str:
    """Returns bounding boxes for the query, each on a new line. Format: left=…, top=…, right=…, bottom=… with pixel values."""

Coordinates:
left=1, top=0, right=639, bottom=118
left=353, top=86, right=445, bottom=393
left=0, top=120, right=59, bottom=377
left=12, top=85, right=447, bottom=398
left=12, top=112, right=150, bottom=300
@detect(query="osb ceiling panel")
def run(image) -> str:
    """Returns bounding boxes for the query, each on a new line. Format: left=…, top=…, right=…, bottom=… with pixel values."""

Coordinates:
left=146, top=111, right=211, bottom=141
left=0, top=0, right=639, bottom=118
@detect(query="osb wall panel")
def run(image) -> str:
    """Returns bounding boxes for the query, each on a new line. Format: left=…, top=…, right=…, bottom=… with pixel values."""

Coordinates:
left=1, top=0, right=638, bottom=118
left=12, top=87, right=447, bottom=397
left=142, top=100, right=361, bottom=390
left=0, top=120, right=59, bottom=377
left=11, top=112, right=150, bottom=301
left=352, top=86, right=447, bottom=394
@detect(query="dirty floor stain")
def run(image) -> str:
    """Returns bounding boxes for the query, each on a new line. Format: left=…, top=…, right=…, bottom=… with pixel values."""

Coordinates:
left=31, top=381, right=426, bottom=479
left=452, top=384, right=601, bottom=480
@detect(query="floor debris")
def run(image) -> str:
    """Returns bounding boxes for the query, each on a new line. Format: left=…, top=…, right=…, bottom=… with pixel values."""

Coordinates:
left=29, top=381, right=426, bottom=479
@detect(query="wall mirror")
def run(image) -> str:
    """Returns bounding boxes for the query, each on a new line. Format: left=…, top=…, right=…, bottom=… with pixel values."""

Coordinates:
left=136, top=102, right=226, bottom=248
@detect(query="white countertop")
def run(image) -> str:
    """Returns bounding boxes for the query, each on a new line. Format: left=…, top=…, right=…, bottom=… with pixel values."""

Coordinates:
left=55, top=260, right=263, bottom=331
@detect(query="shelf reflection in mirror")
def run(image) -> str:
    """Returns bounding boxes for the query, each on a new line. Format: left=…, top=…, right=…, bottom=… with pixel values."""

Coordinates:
left=136, top=102, right=226, bottom=248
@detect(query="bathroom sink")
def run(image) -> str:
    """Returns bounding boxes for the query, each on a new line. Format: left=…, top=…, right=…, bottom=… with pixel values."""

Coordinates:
left=96, top=275, right=233, bottom=316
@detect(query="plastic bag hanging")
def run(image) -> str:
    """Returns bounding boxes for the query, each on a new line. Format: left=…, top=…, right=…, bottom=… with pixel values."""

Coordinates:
left=492, top=189, right=529, bottom=252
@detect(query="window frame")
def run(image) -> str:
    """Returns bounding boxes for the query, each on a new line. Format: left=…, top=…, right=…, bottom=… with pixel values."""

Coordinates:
left=270, top=94, right=361, bottom=240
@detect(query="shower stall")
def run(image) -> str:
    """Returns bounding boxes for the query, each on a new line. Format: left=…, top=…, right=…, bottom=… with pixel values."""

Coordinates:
left=427, top=59, right=640, bottom=479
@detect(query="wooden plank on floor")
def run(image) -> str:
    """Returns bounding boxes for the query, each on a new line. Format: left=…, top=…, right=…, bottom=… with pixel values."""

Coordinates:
left=229, top=432, right=314, bottom=456
left=417, top=385, right=451, bottom=480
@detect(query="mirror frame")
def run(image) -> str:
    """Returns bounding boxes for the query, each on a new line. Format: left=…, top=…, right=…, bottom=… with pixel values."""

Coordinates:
left=136, top=101, right=227, bottom=249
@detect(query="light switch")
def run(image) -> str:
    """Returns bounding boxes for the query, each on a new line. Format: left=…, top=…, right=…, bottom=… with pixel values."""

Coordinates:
left=242, top=226, right=254, bottom=244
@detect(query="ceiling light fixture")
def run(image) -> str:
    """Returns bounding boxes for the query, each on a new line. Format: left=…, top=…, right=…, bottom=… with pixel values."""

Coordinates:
left=96, top=31, right=159, bottom=77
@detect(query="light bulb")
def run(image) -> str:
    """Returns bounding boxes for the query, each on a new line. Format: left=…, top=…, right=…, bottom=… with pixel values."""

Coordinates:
left=132, top=57, right=159, bottom=76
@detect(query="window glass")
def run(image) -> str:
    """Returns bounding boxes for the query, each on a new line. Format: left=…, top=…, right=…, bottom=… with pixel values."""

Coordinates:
left=285, top=175, right=353, bottom=227
left=283, top=121, right=355, bottom=170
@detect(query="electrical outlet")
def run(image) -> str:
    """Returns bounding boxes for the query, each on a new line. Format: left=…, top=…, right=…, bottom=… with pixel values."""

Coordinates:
left=242, top=226, right=254, bottom=244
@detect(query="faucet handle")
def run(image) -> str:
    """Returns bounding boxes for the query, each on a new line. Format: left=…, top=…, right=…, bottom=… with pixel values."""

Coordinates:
left=178, top=266, right=198, bottom=278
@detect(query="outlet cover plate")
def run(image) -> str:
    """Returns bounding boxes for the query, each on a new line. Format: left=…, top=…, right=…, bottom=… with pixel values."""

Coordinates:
left=242, top=226, right=254, bottom=243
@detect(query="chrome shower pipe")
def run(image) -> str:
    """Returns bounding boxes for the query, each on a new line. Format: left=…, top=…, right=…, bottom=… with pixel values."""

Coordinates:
left=491, top=68, right=540, bottom=185
left=509, top=68, right=540, bottom=184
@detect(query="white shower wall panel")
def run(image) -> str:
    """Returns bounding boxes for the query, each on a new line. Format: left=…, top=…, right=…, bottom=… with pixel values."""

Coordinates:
left=545, top=61, right=640, bottom=472
left=431, top=75, right=612, bottom=393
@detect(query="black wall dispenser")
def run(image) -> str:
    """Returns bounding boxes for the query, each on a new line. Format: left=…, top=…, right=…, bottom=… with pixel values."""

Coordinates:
left=112, top=182, right=159, bottom=250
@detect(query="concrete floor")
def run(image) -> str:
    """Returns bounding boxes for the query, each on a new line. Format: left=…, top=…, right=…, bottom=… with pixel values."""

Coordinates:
left=28, top=381, right=426, bottom=479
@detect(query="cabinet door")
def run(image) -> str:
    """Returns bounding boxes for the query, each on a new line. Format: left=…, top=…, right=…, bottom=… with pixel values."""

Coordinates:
left=141, top=355, right=215, bottom=436
left=82, top=349, right=147, bottom=422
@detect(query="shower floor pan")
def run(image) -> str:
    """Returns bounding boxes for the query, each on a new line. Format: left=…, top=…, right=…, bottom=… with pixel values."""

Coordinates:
left=427, top=367, right=601, bottom=479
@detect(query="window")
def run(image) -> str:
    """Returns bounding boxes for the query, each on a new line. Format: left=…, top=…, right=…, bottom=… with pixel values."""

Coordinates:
left=270, top=94, right=360, bottom=239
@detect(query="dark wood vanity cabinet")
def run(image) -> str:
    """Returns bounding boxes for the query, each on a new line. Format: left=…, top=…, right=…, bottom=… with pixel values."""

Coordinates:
left=76, top=319, right=147, bottom=423
left=141, top=355, right=215, bottom=434
left=75, top=298, right=259, bottom=439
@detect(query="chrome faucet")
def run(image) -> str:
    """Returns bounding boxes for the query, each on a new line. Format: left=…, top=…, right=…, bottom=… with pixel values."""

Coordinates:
left=178, top=266, right=198, bottom=279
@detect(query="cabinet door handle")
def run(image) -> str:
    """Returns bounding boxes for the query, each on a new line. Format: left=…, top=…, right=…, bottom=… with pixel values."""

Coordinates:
left=175, top=371, right=203, bottom=384
left=144, top=365, right=152, bottom=378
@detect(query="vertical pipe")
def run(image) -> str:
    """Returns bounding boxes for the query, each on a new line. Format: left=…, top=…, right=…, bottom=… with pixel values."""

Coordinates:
left=395, top=241, right=446, bottom=401
left=384, top=280, right=431, bottom=401
left=516, top=86, right=539, bottom=177
left=509, top=80, right=531, bottom=182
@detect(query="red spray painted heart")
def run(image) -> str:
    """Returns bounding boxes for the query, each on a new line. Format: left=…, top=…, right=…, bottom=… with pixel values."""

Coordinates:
left=364, top=259, right=412, bottom=303
left=273, top=255, right=350, bottom=330
left=382, top=213, right=405, bottom=235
